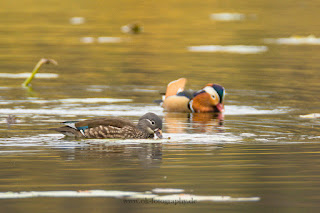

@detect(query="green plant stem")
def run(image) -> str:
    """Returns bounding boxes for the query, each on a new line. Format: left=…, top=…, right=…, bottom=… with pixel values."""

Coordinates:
left=22, top=58, right=58, bottom=87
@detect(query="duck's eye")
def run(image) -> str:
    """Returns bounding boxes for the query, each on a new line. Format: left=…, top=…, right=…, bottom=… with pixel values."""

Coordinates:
left=151, top=121, right=155, bottom=125
left=212, top=95, right=215, bottom=99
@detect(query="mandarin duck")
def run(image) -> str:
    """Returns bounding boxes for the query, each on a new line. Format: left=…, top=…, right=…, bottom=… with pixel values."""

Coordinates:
left=161, top=78, right=225, bottom=113
left=50, top=113, right=163, bottom=139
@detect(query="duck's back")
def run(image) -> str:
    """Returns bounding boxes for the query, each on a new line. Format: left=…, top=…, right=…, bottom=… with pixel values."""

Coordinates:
left=51, top=117, right=147, bottom=139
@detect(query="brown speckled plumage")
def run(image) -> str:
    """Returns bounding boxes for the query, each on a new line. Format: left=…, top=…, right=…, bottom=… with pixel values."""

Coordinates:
left=83, top=125, right=147, bottom=139
left=50, top=113, right=162, bottom=139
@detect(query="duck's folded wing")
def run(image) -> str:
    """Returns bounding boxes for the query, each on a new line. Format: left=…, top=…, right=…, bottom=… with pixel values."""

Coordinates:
left=76, top=117, right=138, bottom=139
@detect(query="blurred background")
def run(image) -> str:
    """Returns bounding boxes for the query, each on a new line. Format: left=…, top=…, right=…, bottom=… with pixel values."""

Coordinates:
left=1, top=0, right=320, bottom=212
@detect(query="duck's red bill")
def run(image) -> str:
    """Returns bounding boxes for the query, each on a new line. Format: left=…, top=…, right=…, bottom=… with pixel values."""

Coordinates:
left=216, top=103, right=224, bottom=112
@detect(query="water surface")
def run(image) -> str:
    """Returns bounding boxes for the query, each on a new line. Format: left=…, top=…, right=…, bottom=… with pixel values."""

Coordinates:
left=1, top=0, right=320, bottom=212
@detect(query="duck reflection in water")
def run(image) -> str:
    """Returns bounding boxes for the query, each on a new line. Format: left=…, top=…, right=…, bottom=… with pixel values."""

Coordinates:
left=164, top=112, right=224, bottom=134
left=63, top=143, right=163, bottom=168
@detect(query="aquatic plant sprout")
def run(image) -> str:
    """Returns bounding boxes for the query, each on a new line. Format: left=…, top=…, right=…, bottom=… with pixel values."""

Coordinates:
left=22, top=58, right=58, bottom=87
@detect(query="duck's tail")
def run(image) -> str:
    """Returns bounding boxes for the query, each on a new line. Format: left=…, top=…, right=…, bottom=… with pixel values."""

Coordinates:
left=49, top=126, right=83, bottom=137
left=164, top=78, right=187, bottom=99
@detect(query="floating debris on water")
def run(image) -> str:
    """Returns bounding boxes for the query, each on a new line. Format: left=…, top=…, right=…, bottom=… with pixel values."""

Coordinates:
left=187, top=45, right=268, bottom=54
left=0, top=190, right=260, bottom=202
left=97, top=37, right=122, bottom=43
left=121, top=23, right=143, bottom=34
left=210, top=13, right=245, bottom=21
left=300, top=113, right=320, bottom=118
left=0, top=73, right=58, bottom=78
left=80, top=37, right=122, bottom=44
left=70, top=17, right=85, bottom=25
left=263, top=35, right=320, bottom=45
left=6, top=115, right=16, bottom=128
left=80, top=37, right=95, bottom=44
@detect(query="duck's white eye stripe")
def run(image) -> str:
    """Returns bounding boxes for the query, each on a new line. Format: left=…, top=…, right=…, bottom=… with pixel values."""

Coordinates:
left=203, top=86, right=220, bottom=102
left=146, top=119, right=155, bottom=125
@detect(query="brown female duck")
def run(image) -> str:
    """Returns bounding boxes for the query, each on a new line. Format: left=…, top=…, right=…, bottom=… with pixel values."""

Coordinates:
left=51, top=112, right=163, bottom=139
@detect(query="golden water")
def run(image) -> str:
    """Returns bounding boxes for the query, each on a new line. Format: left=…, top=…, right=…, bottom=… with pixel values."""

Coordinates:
left=1, top=0, right=320, bottom=212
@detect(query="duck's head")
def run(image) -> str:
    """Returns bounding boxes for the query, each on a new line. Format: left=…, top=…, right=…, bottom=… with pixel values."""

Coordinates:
left=138, top=113, right=163, bottom=139
left=191, top=84, right=225, bottom=113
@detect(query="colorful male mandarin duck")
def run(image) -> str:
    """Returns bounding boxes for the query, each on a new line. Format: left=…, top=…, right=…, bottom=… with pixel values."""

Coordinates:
left=50, top=113, right=163, bottom=139
left=161, top=78, right=225, bottom=113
